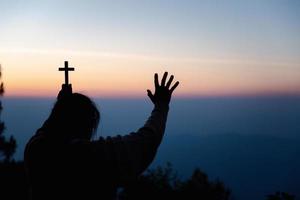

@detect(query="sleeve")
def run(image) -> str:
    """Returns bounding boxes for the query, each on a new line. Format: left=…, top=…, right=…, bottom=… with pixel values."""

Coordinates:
left=91, top=104, right=169, bottom=185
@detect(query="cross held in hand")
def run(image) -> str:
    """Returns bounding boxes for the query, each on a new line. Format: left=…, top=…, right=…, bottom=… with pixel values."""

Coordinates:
left=59, top=61, right=75, bottom=85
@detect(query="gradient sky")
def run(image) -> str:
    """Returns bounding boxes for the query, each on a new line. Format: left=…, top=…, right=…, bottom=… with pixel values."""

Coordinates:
left=0, top=0, right=299, bottom=97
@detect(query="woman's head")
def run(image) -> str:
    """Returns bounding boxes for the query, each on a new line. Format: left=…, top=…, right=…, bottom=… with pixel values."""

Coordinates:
left=45, top=93, right=100, bottom=140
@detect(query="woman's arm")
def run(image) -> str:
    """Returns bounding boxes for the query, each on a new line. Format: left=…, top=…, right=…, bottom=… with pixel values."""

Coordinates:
left=94, top=72, right=179, bottom=184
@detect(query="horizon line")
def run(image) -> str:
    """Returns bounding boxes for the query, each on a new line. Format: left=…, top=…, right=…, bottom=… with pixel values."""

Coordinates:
left=3, top=92, right=300, bottom=100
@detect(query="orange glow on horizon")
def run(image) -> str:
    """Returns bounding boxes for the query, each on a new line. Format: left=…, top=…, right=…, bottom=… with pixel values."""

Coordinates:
left=1, top=49, right=300, bottom=98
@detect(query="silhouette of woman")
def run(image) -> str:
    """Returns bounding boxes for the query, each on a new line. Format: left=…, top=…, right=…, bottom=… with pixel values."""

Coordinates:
left=24, top=72, right=179, bottom=200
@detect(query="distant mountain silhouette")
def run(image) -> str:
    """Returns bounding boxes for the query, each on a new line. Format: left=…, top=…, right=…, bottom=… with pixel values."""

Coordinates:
left=153, top=133, right=300, bottom=200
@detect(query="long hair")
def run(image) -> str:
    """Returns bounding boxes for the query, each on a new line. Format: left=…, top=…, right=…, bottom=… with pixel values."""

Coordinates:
left=42, top=93, right=100, bottom=140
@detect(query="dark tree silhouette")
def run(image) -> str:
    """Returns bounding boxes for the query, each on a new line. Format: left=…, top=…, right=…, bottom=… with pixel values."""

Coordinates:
left=266, top=192, right=295, bottom=200
left=0, top=65, right=27, bottom=200
left=119, top=163, right=231, bottom=200
left=0, top=65, right=16, bottom=163
left=176, top=168, right=231, bottom=200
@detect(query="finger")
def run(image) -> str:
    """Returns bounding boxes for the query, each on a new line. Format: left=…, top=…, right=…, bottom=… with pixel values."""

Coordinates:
left=166, top=75, right=174, bottom=89
left=154, top=73, right=159, bottom=88
left=161, top=72, right=168, bottom=86
left=147, top=89, right=155, bottom=103
left=170, top=81, right=179, bottom=93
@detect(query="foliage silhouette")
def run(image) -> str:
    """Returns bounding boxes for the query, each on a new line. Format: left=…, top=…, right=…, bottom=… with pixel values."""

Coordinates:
left=266, top=192, right=295, bottom=200
left=119, top=163, right=231, bottom=200
left=0, top=65, right=26, bottom=200
left=0, top=65, right=16, bottom=163
left=0, top=161, right=28, bottom=200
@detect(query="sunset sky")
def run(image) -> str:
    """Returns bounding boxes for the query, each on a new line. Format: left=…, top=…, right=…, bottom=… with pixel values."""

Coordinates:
left=0, top=0, right=299, bottom=97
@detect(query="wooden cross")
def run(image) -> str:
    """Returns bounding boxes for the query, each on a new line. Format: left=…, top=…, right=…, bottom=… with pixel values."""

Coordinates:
left=59, top=61, right=75, bottom=85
